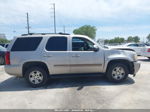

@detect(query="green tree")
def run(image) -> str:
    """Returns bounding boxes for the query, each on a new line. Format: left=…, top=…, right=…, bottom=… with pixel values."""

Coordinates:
left=127, top=36, right=140, bottom=43
left=0, top=38, right=10, bottom=44
left=104, top=39, right=110, bottom=44
left=73, top=25, right=97, bottom=39
left=127, top=36, right=134, bottom=42
left=109, top=39, right=115, bottom=44
left=146, top=34, right=150, bottom=42
left=104, top=37, right=125, bottom=44
left=113, top=37, right=125, bottom=44
left=133, top=36, right=140, bottom=43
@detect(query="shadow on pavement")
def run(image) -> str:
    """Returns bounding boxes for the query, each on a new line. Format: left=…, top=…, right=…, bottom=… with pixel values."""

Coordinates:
left=0, top=75, right=135, bottom=92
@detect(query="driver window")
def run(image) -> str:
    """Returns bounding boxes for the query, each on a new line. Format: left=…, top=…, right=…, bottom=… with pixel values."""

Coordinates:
left=72, top=37, right=95, bottom=51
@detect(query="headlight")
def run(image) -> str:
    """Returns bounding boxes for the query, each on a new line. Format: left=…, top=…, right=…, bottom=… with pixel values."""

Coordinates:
left=133, top=54, right=138, bottom=61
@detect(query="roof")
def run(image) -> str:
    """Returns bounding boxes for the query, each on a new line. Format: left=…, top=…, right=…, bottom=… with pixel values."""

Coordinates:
left=19, top=33, right=88, bottom=38
left=21, top=32, right=70, bottom=36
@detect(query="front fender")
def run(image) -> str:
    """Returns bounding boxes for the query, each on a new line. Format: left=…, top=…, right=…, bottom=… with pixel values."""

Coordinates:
left=103, top=49, right=134, bottom=73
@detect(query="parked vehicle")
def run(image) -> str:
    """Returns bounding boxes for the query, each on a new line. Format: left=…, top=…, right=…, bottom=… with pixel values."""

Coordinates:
left=4, top=43, right=9, bottom=48
left=141, top=46, right=150, bottom=60
left=0, top=45, right=6, bottom=65
left=145, top=43, right=150, bottom=46
left=108, top=43, right=146, bottom=55
left=5, top=33, right=140, bottom=87
left=0, top=44, right=5, bottom=47
left=125, top=43, right=146, bottom=55
left=0, top=43, right=9, bottom=48
left=122, top=43, right=150, bottom=59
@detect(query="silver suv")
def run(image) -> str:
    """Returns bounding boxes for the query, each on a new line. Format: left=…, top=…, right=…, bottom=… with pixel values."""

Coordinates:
left=5, top=33, right=140, bottom=87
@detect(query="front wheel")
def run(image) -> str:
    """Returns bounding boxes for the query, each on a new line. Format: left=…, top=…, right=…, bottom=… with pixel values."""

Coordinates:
left=25, top=67, right=48, bottom=87
left=106, top=63, right=129, bottom=83
left=147, top=57, right=150, bottom=60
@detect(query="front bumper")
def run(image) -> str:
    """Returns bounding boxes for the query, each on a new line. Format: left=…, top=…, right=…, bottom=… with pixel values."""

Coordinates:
left=133, top=61, right=140, bottom=74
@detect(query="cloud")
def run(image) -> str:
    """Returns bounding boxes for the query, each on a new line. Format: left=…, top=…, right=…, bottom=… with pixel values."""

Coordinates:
left=1, top=0, right=150, bottom=39
left=96, top=25, right=150, bottom=39
left=1, top=0, right=150, bottom=25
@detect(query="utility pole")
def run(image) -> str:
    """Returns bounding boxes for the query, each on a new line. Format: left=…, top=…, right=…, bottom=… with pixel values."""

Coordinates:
left=26, top=12, right=30, bottom=34
left=51, top=3, right=56, bottom=33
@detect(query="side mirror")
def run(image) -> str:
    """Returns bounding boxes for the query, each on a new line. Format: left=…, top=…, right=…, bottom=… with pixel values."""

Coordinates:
left=93, top=45, right=99, bottom=52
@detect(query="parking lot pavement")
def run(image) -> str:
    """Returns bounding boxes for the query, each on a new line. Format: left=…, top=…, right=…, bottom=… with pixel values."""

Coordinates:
left=0, top=66, right=3, bottom=71
left=0, top=57, right=150, bottom=109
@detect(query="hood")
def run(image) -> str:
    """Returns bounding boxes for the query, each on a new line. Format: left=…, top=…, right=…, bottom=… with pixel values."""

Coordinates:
left=104, top=49, right=137, bottom=62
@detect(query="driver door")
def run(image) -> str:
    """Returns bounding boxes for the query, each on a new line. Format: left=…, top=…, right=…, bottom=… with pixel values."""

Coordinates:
left=69, top=37, right=104, bottom=74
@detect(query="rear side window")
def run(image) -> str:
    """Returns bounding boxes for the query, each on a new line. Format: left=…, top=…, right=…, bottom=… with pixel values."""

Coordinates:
left=11, top=37, right=42, bottom=51
left=46, top=37, right=67, bottom=51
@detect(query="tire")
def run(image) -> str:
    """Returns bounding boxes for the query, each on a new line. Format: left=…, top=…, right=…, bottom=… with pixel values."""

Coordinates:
left=148, top=57, right=150, bottom=60
left=0, top=57, right=4, bottom=65
left=106, top=63, right=129, bottom=83
left=25, top=66, right=48, bottom=88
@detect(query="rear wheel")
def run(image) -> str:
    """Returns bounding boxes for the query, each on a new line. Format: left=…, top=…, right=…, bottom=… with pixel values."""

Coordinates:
left=106, top=63, right=129, bottom=83
left=25, top=66, right=48, bottom=87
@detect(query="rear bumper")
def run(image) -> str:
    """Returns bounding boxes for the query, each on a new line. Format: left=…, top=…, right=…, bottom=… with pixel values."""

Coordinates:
left=142, top=52, right=150, bottom=57
left=133, top=61, right=140, bottom=74
left=4, top=65, right=22, bottom=77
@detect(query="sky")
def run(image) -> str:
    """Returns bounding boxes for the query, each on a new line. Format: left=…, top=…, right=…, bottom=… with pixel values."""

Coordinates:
left=0, top=0, right=150, bottom=41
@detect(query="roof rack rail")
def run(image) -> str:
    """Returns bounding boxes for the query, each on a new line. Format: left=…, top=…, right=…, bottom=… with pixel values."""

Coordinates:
left=58, top=32, right=70, bottom=35
left=21, top=32, right=70, bottom=36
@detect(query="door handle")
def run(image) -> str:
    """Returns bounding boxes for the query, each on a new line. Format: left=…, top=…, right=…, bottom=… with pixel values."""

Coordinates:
left=72, top=54, right=80, bottom=57
left=43, top=55, right=52, bottom=57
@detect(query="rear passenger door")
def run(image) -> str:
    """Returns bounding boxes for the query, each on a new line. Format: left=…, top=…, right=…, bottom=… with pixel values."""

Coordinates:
left=43, top=36, right=70, bottom=74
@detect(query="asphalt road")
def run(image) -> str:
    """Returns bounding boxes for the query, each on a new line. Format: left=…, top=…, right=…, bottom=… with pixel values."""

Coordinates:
left=0, top=57, right=150, bottom=109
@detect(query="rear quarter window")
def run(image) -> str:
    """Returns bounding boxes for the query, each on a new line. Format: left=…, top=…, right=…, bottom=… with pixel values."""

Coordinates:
left=11, top=37, right=42, bottom=51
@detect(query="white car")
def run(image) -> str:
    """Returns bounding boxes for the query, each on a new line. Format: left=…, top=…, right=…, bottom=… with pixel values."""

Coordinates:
left=125, top=43, right=146, bottom=56
left=124, top=43, right=150, bottom=59
left=141, top=46, right=150, bottom=60
left=108, top=43, right=150, bottom=59
left=108, top=43, right=145, bottom=56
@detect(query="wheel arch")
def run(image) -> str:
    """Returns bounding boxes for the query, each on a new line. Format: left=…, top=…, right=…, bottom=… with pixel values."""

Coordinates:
left=106, top=59, right=133, bottom=74
left=22, top=61, right=49, bottom=77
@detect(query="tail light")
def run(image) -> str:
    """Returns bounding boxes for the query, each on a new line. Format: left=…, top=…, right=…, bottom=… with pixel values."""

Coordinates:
left=147, top=48, right=150, bottom=52
left=5, top=51, right=10, bottom=65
